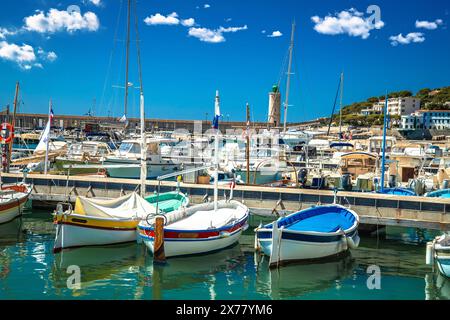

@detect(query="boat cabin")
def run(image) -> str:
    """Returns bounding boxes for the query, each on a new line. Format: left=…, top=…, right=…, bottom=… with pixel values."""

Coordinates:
left=339, top=152, right=378, bottom=178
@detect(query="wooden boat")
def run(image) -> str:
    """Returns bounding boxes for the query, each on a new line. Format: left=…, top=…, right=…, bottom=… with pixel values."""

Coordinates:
left=53, top=192, right=157, bottom=252
left=138, top=91, right=250, bottom=259
left=378, top=187, right=416, bottom=196
left=427, top=232, right=450, bottom=278
left=425, top=188, right=450, bottom=198
left=138, top=199, right=249, bottom=258
left=145, top=191, right=189, bottom=213
left=0, top=183, right=32, bottom=224
left=255, top=204, right=360, bottom=267
left=54, top=141, right=112, bottom=175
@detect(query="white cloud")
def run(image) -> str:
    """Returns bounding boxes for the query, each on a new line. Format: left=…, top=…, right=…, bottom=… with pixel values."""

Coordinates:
left=415, top=19, right=443, bottom=30
left=0, top=41, right=36, bottom=69
left=225, top=18, right=232, bottom=22
left=0, top=28, right=17, bottom=39
left=219, top=25, right=248, bottom=33
left=188, top=25, right=247, bottom=43
left=204, top=4, right=211, bottom=9
left=38, top=47, right=57, bottom=62
left=89, top=0, right=102, bottom=6
left=144, top=12, right=180, bottom=26
left=188, top=27, right=225, bottom=43
left=267, top=31, right=283, bottom=37
left=181, top=18, right=195, bottom=27
left=24, top=8, right=99, bottom=33
left=311, top=8, right=384, bottom=39
left=261, top=30, right=266, bottom=34
left=389, top=32, right=425, bottom=46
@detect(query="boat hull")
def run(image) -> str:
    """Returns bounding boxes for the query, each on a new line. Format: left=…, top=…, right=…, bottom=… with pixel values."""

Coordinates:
left=0, top=186, right=31, bottom=224
left=437, top=256, right=450, bottom=278
left=257, top=229, right=359, bottom=264
left=104, top=159, right=178, bottom=179
left=140, top=228, right=245, bottom=258
left=53, top=215, right=140, bottom=252
left=54, top=158, right=102, bottom=176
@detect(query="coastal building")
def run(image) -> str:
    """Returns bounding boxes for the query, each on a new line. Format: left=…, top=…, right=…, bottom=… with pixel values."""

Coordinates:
left=361, top=97, right=421, bottom=116
left=400, top=110, right=450, bottom=130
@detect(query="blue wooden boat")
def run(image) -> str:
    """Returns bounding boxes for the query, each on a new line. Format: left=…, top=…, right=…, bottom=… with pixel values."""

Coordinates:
left=255, top=204, right=360, bottom=267
left=378, top=187, right=416, bottom=196
left=425, top=189, right=450, bottom=199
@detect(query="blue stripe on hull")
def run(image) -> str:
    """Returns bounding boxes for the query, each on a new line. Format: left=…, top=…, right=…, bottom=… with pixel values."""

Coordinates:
left=257, top=229, right=357, bottom=243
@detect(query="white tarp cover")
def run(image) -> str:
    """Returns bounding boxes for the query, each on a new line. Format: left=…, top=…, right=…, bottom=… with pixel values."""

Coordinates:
left=74, top=192, right=156, bottom=219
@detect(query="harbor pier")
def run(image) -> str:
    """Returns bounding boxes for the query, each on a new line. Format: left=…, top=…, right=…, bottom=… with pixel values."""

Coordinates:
left=3, top=173, right=449, bottom=231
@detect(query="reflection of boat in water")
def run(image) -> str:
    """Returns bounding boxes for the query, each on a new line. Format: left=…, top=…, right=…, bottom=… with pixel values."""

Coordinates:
left=51, top=243, right=143, bottom=288
left=426, top=232, right=450, bottom=279
left=0, top=218, right=23, bottom=244
left=146, top=244, right=246, bottom=299
left=425, top=272, right=450, bottom=300
left=255, top=253, right=356, bottom=299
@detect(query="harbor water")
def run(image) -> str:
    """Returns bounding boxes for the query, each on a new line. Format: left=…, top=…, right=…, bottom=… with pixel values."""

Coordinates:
left=0, top=208, right=449, bottom=300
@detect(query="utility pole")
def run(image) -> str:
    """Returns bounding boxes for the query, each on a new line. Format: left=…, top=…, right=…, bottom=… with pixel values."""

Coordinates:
left=283, top=21, right=295, bottom=133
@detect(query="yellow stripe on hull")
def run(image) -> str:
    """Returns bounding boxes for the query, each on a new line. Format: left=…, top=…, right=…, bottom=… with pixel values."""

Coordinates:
left=54, top=213, right=140, bottom=230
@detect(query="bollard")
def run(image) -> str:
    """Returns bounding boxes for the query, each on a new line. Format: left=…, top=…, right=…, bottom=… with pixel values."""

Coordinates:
left=153, top=216, right=166, bottom=264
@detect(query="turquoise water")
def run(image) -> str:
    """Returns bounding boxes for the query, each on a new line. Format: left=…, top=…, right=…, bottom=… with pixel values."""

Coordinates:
left=0, top=209, right=449, bottom=300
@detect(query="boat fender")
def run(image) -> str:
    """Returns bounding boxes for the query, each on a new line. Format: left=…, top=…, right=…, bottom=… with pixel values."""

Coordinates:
left=346, top=234, right=360, bottom=249
left=426, top=241, right=435, bottom=266
left=269, top=220, right=283, bottom=268
left=338, top=229, right=348, bottom=251
left=254, top=223, right=263, bottom=251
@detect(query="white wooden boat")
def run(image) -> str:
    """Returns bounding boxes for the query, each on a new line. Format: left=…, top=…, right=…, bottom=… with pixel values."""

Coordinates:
left=255, top=204, right=360, bottom=267
left=138, top=199, right=249, bottom=258
left=53, top=192, right=157, bottom=252
left=426, top=232, right=450, bottom=278
left=0, top=183, right=32, bottom=224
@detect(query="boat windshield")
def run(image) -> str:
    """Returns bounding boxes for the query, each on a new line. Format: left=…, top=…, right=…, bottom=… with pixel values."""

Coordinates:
left=118, top=142, right=141, bottom=155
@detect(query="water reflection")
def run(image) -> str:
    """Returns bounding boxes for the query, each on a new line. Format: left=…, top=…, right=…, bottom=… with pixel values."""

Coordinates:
left=255, top=253, right=356, bottom=299
left=425, top=272, right=450, bottom=300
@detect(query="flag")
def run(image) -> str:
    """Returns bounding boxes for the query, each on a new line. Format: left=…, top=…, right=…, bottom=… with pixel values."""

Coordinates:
left=119, top=114, right=127, bottom=123
left=35, top=106, right=54, bottom=153
left=212, top=90, right=220, bottom=130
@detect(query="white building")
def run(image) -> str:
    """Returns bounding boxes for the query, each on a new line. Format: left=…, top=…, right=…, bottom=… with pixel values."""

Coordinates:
left=372, top=97, right=421, bottom=116
left=401, top=110, right=450, bottom=130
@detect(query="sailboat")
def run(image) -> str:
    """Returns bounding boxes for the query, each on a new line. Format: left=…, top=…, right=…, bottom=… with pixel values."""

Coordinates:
left=0, top=121, right=32, bottom=224
left=52, top=0, right=188, bottom=252
left=376, top=93, right=415, bottom=196
left=138, top=91, right=250, bottom=258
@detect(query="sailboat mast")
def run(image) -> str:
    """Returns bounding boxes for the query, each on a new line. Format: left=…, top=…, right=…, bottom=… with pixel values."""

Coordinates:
left=339, top=72, right=344, bottom=140
left=7, top=81, right=19, bottom=172
left=133, top=0, right=146, bottom=197
left=44, top=99, right=52, bottom=175
left=380, top=92, right=388, bottom=192
left=123, top=0, right=131, bottom=120
left=246, top=103, right=250, bottom=185
left=283, top=21, right=295, bottom=133
left=213, top=91, right=220, bottom=212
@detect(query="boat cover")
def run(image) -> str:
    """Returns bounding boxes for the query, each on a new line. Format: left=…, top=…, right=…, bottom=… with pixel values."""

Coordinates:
left=73, top=192, right=156, bottom=219
left=267, top=205, right=357, bottom=233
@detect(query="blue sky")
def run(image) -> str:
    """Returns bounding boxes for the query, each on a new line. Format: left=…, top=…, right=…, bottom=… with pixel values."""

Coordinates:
left=0, top=0, right=449, bottom=123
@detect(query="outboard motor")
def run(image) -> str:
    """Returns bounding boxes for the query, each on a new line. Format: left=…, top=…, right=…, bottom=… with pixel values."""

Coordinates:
left=409, top=179, right=426, bottom=196
left=442, top=179, right=450, bottom=190
left=388, top=175, right=397, bottom=188
left=298, top=168, right=308, bottom=187
left=340, top=174, right=352, bottom=191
